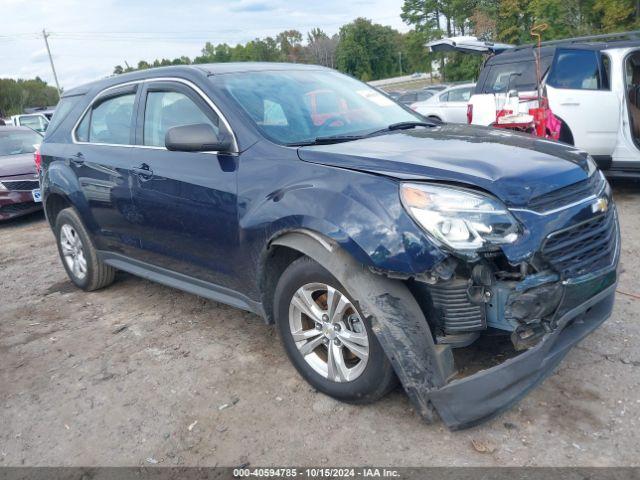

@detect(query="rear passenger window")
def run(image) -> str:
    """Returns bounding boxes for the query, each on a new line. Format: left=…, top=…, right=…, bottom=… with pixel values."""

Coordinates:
left=144, top=91, right=218, bottom=147
left=76, top=93, right=135, bottom=144
left=547, top=50, right=600, bottom=90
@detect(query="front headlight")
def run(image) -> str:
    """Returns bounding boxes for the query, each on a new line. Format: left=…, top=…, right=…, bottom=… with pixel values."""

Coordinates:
left=0, top=182, right=6, bottom=192
left=400, top=183, right=519, bottom=252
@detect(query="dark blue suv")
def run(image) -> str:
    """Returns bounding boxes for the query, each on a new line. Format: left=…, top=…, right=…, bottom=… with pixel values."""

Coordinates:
left=40, top=63, right=620, bottom=429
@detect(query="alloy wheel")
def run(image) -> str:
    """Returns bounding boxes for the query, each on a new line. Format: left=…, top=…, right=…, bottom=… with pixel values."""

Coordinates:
left=288, top=282, right=369, bottom=382
left=59, top=224, right=87, bottom=280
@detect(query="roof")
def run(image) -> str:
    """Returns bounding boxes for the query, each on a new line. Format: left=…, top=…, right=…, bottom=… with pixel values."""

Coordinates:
left=63, top=62, right=331, bottom=97
left=440, top=82, right=476, bottom=91
left=486, top=46, right=556, bottom=65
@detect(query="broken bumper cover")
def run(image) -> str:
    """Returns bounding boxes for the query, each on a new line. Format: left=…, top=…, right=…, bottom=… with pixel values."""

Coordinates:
left=428, top=270, right=617, bottom=430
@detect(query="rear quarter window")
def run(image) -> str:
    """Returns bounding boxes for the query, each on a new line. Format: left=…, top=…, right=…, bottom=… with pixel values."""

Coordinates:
left=44, top=95, right=83, bottom=138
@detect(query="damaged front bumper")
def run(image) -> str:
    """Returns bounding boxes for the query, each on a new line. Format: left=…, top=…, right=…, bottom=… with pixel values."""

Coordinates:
left=428, top=268, right=617, bottom=429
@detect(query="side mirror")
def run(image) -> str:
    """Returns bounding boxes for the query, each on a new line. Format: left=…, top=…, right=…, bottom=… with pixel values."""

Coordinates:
left=165, top=123, right=231, bottom=152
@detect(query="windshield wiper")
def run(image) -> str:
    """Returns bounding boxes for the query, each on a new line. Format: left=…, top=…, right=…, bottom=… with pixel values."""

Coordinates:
left=287, top=134, right=366, bottom=147
left=288, top=121, right=437, bottom=147
left=366, top=121, right=438, bottom=137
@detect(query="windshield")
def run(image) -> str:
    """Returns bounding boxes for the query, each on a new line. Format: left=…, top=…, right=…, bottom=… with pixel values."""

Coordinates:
left=214, top=70, right=422, bottom=145
left=0, top=130, right=42, bottom=156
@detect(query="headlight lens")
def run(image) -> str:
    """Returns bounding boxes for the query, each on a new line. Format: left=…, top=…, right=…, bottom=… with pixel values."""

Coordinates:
left=0, top=182, right=6, bottom=191
left=400, top=183, right=519, bottom=251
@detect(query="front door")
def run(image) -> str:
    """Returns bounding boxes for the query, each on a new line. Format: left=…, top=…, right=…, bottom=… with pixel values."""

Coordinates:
left=128, top=80, right=239, bottom=289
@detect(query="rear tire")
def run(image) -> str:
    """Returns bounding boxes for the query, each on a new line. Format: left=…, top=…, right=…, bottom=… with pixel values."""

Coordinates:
left=54, top=208, right=116, bottom=291
left=274, top=256, right=397, bottom=404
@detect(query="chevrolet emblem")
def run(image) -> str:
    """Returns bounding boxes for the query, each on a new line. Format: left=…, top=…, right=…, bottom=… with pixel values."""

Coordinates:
left=592, top=197, right=609, bottom=214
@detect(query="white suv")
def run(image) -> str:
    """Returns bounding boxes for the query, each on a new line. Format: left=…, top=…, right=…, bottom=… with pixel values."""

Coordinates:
left=430, top=34, right=640, bottom=177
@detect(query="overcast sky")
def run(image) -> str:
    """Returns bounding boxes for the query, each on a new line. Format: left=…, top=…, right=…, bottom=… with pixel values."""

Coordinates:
left=1, top=0, right=408, bottom=90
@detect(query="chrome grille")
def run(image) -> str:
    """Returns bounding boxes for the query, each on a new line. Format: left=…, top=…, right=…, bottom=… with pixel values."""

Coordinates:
left=2, top=180, right=39, bottom=191
left=429, top=280, right=485, bottom=333
left=541, top=208, right=618, bottom=277
left=527, top=172, right=604, bottom=213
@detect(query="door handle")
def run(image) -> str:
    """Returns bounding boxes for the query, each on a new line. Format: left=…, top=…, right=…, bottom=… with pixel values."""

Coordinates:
left=132, top=163, right=153, bottom=179
left=69, top=152, right=84, bottom=165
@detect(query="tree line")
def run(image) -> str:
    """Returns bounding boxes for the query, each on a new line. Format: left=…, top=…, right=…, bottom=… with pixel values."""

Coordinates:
left=113, top=0, right=640, bottom=83
left=0, top=78, right=59, bottom=117
left=113, top=23, right=420, bottom=82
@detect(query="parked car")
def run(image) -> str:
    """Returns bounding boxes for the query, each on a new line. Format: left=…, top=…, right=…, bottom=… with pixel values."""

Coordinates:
left=0, top=126, right=43, bottom=220
left=430, top=32, right=640, bottom=178
left=11, top=113, right=50, bottom=133
left=422, top=83, right=449, bottom=92
left=24, top=106, right=56, bottom=120
left=396, top=89, right=434, bottom=106
left=39, top=63, right=619, bottom=430
left=412, top=83, right=476, bottom=123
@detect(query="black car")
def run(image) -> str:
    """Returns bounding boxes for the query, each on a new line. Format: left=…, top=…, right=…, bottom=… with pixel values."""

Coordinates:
left=39, top=63, right=619, bottom=429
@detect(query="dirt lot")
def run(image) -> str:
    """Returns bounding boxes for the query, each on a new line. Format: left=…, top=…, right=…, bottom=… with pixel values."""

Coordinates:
left=1, top=181, right=639, bottom=467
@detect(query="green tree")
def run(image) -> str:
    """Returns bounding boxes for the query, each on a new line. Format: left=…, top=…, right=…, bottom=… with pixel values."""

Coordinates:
left=336, top=18, right=401, bottom=81
left=593, top=0, right=637, bottom=32
left=0, top=77, right=59, bottom=116
left=277, top=30, right=304, bottom=62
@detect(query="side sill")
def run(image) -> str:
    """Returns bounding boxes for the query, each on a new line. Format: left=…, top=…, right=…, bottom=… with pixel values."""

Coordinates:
left=97, top=251, right=265, bottom=317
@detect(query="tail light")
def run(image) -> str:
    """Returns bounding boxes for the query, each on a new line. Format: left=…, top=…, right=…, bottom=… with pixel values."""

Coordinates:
left=466, top=104, right=473, bottom=124
left=409, top=103, right=418, bottom=111
left=34, top=147, right=42, bottom=173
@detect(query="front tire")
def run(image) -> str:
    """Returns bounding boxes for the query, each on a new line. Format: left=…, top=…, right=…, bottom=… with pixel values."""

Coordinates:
left=274, top=256, right=397, bottom=404
left=54, top=208, right=116, bottom=291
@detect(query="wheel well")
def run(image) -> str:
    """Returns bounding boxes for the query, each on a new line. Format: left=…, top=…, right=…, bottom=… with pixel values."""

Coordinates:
left=44, top=193, right=71, bottom=227
left=427, top=115, right=442, bottom=123
left=259, top=244, right=304, bottom=324
left=556, top=117, right=574, bottom=145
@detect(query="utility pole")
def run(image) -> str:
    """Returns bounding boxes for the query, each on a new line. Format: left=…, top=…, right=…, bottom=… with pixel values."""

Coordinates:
left=42, top=29, right=61, bottom=96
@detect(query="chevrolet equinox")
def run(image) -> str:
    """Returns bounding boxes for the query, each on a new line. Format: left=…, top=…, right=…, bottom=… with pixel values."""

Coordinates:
left=39, top=63, right=620, bottom=429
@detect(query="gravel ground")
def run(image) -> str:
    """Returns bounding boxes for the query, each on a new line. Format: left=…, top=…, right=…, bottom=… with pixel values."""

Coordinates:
left=0, top=181, right=639, bottom=467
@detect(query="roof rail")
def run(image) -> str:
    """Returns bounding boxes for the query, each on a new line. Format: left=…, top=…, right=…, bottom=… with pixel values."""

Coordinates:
left=511, top=30, right=640, bottom=50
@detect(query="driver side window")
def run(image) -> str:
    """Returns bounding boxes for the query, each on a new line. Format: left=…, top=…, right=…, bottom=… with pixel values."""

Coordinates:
left=143, top=90, right=219, bottom=147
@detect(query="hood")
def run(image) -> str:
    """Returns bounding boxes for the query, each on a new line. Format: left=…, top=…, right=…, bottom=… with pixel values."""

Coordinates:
left=297, top=124, right=592, bottom=207
left=0, top=153, right=36, bottom=178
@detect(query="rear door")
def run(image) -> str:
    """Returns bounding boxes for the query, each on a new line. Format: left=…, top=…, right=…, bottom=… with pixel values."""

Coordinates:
left=545, top=48, right=619, bottom=155
left=71, top=84, right=140, bottom=256
left=128, top=80, right=239, bottom=288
